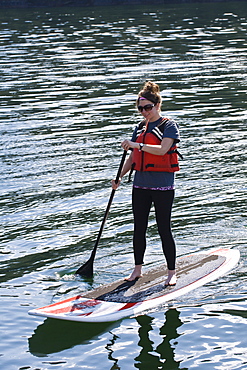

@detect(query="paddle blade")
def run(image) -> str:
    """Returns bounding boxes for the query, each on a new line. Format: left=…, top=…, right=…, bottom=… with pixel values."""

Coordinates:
left=75, top=257, right=94, bottom=278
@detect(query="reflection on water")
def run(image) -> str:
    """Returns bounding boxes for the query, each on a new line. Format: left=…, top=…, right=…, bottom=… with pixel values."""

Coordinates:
left=0, top=1, right=247, bottom=369
left=135, top=310, right=185, bottom=370
left=28, top=318, right=117, bottom=356
left=29, top=309, right=185, bottom=370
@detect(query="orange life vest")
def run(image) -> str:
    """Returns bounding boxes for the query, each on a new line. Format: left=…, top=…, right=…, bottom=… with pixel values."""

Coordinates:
left=132, top=118, right=181, bottom=173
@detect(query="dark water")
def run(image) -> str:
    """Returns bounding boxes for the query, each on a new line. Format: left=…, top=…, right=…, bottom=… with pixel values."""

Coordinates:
left=0, top=2, right=246, bottom=369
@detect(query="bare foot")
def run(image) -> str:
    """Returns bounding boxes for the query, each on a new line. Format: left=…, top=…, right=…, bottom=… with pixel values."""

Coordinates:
left=125, top=265, right=142, bottom=281
left=165, top=270, right=177, bottom=286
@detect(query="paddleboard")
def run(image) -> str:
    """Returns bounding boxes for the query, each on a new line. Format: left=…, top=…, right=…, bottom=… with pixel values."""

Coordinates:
left=28, top=248, right=240, bottom=323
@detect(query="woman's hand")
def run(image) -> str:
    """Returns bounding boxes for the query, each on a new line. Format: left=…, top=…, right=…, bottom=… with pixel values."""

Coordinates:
left=111, top=178, right=121, bottom=190
left=121, top=140, right=138, bottom=151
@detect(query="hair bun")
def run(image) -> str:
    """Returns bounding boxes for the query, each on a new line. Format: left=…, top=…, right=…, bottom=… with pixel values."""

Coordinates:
left=144, top=81, right=160, bottom=93
left=137, top=80, right=162, bottom=105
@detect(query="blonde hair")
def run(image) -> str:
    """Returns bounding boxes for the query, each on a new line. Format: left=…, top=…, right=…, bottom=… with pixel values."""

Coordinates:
left=137, top=81, right=162, bottom=106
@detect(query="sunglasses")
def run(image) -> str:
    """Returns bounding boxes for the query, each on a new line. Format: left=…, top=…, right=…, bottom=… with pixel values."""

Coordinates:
left=137, top=104, right=155, bottom=112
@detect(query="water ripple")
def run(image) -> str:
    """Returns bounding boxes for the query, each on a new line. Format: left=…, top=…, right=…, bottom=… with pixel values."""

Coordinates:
left=0, top=3, right=246, bottom=370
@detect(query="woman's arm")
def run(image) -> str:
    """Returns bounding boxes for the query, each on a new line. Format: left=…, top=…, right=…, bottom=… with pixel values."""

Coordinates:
left=122, top=137, right=174, bottom=156
left=111, top=152, right=133, bottom=190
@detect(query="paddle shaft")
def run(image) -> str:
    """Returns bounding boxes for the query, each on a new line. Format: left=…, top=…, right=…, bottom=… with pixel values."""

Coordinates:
left=75, top=150, right=128, bottom=277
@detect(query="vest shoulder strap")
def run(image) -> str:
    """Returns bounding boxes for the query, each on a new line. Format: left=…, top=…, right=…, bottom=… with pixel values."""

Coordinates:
left=135, top=120, right=146, bottom=137
left=136, top=117, right=170, bottom=140
left=152, top=118, right=169, bottom=140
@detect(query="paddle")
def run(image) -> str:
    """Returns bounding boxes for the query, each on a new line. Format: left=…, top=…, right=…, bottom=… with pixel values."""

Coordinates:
left=75, top=150, right=128, bottom=278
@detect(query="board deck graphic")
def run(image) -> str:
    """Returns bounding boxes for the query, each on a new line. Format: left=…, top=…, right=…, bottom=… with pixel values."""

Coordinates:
left=28, top=248, right=240, bottom=322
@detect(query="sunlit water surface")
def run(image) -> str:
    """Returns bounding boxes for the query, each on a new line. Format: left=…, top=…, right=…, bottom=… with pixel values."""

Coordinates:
left=0, top=2, right=246, bottom=369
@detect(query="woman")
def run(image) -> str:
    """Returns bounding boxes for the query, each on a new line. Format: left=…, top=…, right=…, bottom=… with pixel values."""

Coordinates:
left=112, top=81, right=180, bottom=286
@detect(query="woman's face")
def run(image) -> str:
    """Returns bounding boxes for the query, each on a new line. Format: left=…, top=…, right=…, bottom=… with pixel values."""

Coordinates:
left=137, top=98, right=161, bottom=121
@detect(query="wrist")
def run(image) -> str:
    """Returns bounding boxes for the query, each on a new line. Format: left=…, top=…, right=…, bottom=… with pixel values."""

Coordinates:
left=139, top=143, right=144, bottom=151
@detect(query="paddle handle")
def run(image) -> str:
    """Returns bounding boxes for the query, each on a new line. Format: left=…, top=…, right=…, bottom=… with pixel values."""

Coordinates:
left=115, top=149, right=127, bottom=184
left=75, top=150, right=128, bottom=276
left=90, top=150, right=127, bottom=259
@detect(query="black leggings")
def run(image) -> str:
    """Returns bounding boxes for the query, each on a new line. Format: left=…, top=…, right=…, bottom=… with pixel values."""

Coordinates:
left=132, top=187, right=176, bottom=270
